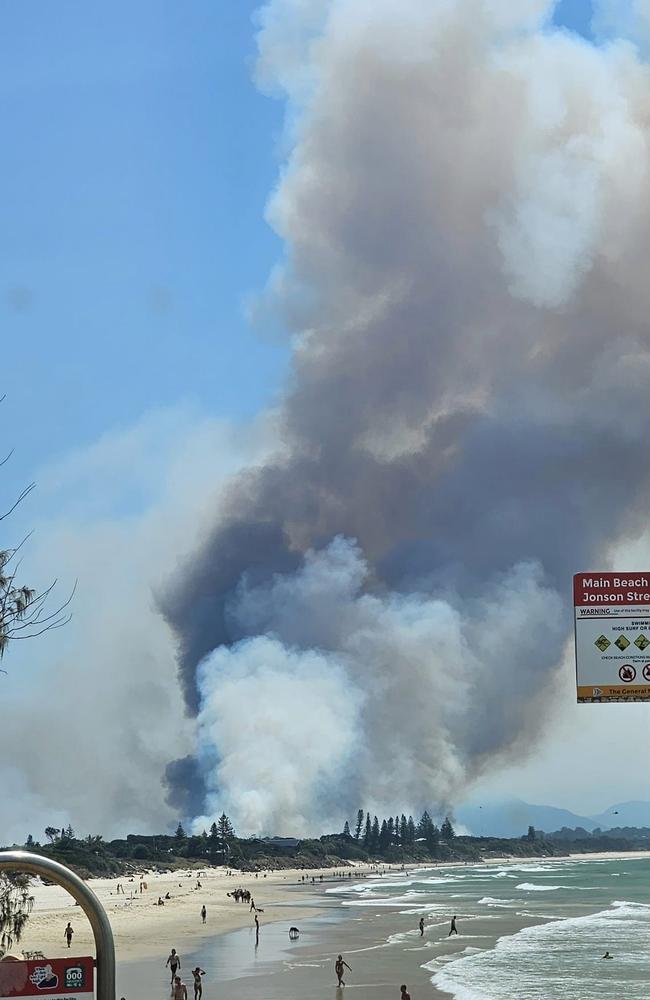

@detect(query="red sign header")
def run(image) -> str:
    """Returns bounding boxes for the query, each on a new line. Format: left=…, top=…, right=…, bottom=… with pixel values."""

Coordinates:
left=574, top=573, right=650, bottom=606
left=0, top=957, right=94, bottom=998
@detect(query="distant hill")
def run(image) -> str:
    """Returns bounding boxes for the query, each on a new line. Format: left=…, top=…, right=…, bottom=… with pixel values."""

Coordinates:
left=456, top=800, right=596, bottom=839
left=590, top=801, right=650, bottom=830
left=457, top=798, right=650, bottom=838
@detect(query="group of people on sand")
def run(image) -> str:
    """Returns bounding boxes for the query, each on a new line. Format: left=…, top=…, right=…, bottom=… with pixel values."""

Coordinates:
left=226, top=887, right=252, bottom=903
left=166, top=949, right=205, bottom=999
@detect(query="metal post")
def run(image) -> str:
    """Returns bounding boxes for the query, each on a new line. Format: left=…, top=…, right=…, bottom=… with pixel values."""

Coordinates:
left=0, top=850, right=115, bottom=1000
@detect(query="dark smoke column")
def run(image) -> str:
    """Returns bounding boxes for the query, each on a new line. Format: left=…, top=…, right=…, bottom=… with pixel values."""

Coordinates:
left=159, top=0, right=650, bottom=832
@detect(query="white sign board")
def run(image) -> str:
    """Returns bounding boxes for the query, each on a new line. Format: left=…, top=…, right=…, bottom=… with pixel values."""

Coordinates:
left=574, top=573, right=650, bottom=702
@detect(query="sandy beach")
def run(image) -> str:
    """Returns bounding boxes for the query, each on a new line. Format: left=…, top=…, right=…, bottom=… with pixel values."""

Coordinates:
left=15, top=863, right=368, bottom=962
left=12, top=851, right=650, bottom=999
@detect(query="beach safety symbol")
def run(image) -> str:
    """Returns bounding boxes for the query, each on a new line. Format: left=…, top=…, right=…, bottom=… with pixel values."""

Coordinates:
left=634, top=633, right=650, bottom=651
left=614, top=635, right=631, bottom=651
left=643, top=664, right=650, bottom=682
left=594, top=634, right=610, bottom=652
left=619, top=664, right=636, bottom=683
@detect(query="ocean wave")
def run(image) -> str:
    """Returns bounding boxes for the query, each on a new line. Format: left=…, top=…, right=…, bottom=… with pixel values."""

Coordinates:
left=430, top=897, right=650, bottom=1000
left=478, top=896, right=516, bottom=907
left=516, top=882, right=564, bottom=891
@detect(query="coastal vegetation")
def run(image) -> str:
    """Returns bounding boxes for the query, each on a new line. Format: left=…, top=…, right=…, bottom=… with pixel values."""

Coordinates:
left=6, top=813, right=650, bottom=880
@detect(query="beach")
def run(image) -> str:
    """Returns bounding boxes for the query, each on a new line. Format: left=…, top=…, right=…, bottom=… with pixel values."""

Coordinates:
left=13, top=852, right=650, bottom=999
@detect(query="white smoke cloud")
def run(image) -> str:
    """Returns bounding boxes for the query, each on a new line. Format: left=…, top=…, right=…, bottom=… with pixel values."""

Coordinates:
left=192, top=539, right=563, bottom=834
left=0, top=407, right=273, bottom=842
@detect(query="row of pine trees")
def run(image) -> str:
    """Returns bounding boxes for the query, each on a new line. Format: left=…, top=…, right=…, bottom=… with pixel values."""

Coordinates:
left=343, top=810, right=455, bottom=853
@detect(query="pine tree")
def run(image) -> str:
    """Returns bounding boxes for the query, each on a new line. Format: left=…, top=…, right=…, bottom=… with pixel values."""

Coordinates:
left=370, top=816, right=380, bottom=852
left=441, top=816, right=455, bottom=841
left=175, top=822, right=186, bottom=843
left=394, top=815, right=401, bottom=844
left=378, top=819, right=390, bottom=851
left=387, top=817, right=394, bottom=843
left=400, top=814, right=408, bottom=845
left=217, top=813, right=235, bottom=844
left=418, top=811, right=437, bottom=851
left=355, top=809, right=364, bottom=840
left=343, top=821, right=351, bottom=838
left=363, top=813, right=372, bottom=848
left=407, top=816, right=415, bottom=844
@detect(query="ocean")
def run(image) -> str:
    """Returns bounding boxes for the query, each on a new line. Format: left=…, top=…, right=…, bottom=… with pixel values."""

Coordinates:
left=117, top=856, right=650, bottom=999
left=328, top=856, right=650, bottom=1000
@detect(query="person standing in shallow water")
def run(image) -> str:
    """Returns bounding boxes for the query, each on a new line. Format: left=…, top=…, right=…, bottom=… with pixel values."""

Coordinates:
left=172, top=975, right=187, bottom=1000
left=192, top=967, right=205, bottom=999
left=335, top=954, right=351, bottom=986
left=200, top=905, right=206, bottom=924
left=448, top=915, right=458, bottom=936
left=401, top=986, right=411, bottom=1000
left=64, top=922, right=73, bottom=948
left=166, top=948, right=181, bottom=984
left=419, top=917, right=424, bottom=937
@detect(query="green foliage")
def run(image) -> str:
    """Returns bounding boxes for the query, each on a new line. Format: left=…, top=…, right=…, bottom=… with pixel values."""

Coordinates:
left=0, top=874, right=33, bottom=951
left=133, top=843, right=152, bottom=860
left=441, top=816, right=455, bottom=841
left=354, top=809, right=364, bottom=840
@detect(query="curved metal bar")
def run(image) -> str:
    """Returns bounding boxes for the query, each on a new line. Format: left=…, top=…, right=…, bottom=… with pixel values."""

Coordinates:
left=0, top=850, right=115, bottom=1000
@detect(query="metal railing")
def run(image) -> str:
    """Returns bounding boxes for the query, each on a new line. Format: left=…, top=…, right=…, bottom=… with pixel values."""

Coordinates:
left=0, top=850, right=115, bottom=1000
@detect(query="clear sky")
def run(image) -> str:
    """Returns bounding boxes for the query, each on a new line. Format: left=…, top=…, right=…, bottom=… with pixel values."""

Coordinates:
left=0, top=0, right=289, bottom=488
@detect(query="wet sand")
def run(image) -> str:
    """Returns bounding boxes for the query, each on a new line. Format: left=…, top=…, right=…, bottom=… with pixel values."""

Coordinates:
left=115, top=876, right=539, bottom=1000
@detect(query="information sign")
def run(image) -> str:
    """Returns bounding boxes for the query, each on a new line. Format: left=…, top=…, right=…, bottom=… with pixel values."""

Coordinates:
left=0, top=957, right=94, bottom=999
left=574, top=573, right=650, bottom=702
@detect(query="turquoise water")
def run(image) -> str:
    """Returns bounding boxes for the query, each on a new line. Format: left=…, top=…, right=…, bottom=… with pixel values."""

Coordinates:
left=328, top=857, right=650, bottom=999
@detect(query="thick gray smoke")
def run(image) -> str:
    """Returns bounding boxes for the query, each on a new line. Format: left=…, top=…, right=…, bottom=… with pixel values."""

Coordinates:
left=161, top=0, right=650, bottom=834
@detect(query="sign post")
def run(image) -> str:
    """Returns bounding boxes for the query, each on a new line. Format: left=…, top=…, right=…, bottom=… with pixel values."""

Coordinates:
left=0, top=956, right=94, bottom=999
left=574, top=573, right=650, bottom=702
left=0, top=852, right=115, bottom=1000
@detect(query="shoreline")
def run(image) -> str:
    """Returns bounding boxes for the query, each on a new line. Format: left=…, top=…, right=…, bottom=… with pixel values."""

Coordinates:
left=13, top=850, right=650, bottom=997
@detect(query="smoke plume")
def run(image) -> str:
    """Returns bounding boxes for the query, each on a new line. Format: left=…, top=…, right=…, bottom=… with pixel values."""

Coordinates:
left=161, top=0, right=650, bottom=833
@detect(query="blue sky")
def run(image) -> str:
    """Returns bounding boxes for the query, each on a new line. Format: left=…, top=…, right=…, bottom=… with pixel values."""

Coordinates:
left=0, top=0, right=288, bottom=489
left=0, top=0, right=597, bottom=493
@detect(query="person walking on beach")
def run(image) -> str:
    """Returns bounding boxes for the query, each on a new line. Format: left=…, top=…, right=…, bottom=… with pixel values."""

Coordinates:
left=401, top=986, right=411, bottom=1000
left=166, top=948, right=181, bottom=984
left=254, top=913, right=260, bottom=941
left=335, top=954, right=351, bottom=986
left=200, top=905, right=206, bottom=924
left=448, top=915, right=458, bottom=936
left=64, top=922, right=74, bottom=948
left=191, top=967, right=205, bottom=999
left=419, top=917, right=425, bottom=937
left=172, top=975, right=187, bottom=1000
